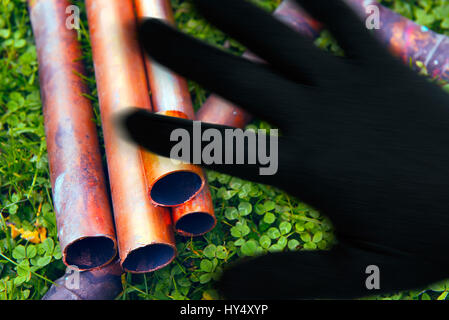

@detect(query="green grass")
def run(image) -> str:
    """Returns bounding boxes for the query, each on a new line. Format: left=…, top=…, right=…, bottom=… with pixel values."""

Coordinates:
left=1, top=0, right=449, bottom=300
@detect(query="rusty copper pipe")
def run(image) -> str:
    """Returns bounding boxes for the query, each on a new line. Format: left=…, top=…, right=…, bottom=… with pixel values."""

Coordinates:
left=276, top=0, right=449, bottom=80
left=134, top=0, right=205, bottom=207
left=187, top=80, right=255, bottom=237
left=175, top=84, right=258, bottom=236
left=200, top=0, right=449, bottom=126
left=134, top=0, right=215, bottom=234
left=181, top=85, right=253, bottom=237
left=85, top=0, right=176, bottom=273
left=345, top=0, right=449, bottom=80
left=172, top=84, right=256, bottom=236
left=28, top=0, right=117, bottom=271
left=172, top=186, right=216, bottom=237
left=176, top=76, right=255, bottom=238
left=43, top=260, right=123, bottom=300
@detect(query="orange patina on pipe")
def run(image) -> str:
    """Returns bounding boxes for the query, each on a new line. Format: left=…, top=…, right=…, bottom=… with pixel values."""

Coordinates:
left=134, top=0, right=205, bottom=208
left=28, top=0, right=117, bottom=271
left=85, top=0, right=175, bottom=273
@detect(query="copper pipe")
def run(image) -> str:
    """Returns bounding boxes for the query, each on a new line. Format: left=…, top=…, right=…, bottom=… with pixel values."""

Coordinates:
left=345, top=0, right=449, bottom=80
left=274, top=0, right=322, bottom=39
left=180, top=80, right=255, bottom=237
left=196, top=99, right=251, bottom=129
left=176, top=71, right=257, bottom=237
left=134, top=0, right=195, bottom=120
left=200, top=0, right=449, bottom=125
left=141, top=152, right=205, bottom=207
left=43, top=260, right=123, bottom=300
left=134, top=0, right=214, bottom=233
left=185, top=3, right=316, bottom=235
left=172, top=86, right=256, bottom=237
left=175, top=87, right=257, bottom=237
left=272, top=0, right=449, bottom=78
left=134, top=0, right=205, bottom=207
left=28, top=0, right=117, bottom=271
left=85, top=0, right=176, bottom=273
left=277, top=0, right=449, bottom=80
left=196, top=95, right=252, bottom=128
left=172, top=186, right=216, bottom=237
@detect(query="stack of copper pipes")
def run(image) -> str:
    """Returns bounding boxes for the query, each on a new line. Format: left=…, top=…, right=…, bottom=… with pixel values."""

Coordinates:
left=30, top=0, right=221, bottom=278
left=28, top=0, right=449, bottom=299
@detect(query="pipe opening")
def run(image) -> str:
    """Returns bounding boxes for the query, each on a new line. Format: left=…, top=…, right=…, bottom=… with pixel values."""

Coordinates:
left=175, top=212, right=216, bottom=236
left=65, top=236, right=116, bottom=270
left=122, top=244, right=175, bottom=273
left=151, top=171, right=202, bottom=206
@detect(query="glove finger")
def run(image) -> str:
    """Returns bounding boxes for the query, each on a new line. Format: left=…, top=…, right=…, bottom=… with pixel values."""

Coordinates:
left=138, top=18, right=306, bottom=125
left=192, top=0, right=344, bottom=85
left=217, top=242, right=449, bottom=299
left=295, top=0, right=386, bottom=59
left=119, top=109, right=291, bottom=187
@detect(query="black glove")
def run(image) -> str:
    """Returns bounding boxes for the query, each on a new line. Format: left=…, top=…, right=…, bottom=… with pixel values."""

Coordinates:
left=121, top=0, right=449, bottom=299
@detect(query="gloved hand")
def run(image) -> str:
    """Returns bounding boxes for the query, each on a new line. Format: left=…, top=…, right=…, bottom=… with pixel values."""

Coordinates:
left=122, top=0, right=449, bottom=299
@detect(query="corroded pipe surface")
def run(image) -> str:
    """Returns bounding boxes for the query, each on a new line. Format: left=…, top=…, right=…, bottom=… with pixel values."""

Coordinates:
left=274, top=0, right=322, bottom=39
left=43, top=260, right=123, bottom=300
left=200, top=0, right=449, bottom=128
left=135, top=0, right=205, bottom=207
left=28, top=0, right=116, bottom=271
left=85, top=0, right=176, bottom=273
left=344, top=0, right=449, bottom=79
left=277, top=0, right=449, bottom=79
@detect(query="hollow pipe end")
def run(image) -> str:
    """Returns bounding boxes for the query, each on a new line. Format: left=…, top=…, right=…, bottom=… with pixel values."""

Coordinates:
left=121, top=243, right=177, bottom=273
left=175, top=212, right=217, bottom=237
left=63, top=235, right=117, bottom=272
left=150, top=170, right=205, bottom=207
